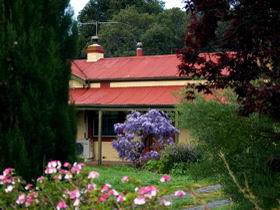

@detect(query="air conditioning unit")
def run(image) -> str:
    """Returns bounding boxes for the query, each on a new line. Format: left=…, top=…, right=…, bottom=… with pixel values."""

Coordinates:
left=76, top=140, right=92, bottom=161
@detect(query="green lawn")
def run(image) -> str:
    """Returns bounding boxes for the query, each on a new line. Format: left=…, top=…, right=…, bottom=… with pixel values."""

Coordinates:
left=85, top=165, right=232, bottom=209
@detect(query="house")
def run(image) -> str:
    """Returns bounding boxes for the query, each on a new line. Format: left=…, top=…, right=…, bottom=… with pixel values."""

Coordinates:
left=69, top=43, right=202, bottom=164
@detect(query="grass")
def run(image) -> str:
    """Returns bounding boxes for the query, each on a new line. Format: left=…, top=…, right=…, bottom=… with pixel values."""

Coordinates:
left=85, top=165, right=232, bottom=209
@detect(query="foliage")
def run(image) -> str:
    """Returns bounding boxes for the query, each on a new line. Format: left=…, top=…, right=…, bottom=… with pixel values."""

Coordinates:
left=144, top=160, right=162, bottom=173
left=112, top=110, right=179, bottom=166
left=0, top=0, right=77, bottom=179
left=144, top=144, right=201, bottom=175
left=177, top=97, right=280, bottom=209
left=99, top=6, right=155, bottom=57
left=179, top=0, right=280, bottom=120
left=77, top=0, right=164, bottom=57
left=0, top=161, right=188, bottom=209
left=78, top=0, right=164, bottom=24
left=78, top=3, right=186, bottom=57
left=179, top=1, right=280, bottom=207
left=159, top=144, right=201, bottom=174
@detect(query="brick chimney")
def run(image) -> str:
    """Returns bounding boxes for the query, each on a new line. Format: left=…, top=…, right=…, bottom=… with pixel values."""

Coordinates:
left=87, top=43, right=104, bottom=62
left=136, top=42, right=144, bottom=56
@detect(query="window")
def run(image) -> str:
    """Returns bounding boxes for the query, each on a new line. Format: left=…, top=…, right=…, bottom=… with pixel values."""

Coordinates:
left=88, top=111, right=126, bottom=138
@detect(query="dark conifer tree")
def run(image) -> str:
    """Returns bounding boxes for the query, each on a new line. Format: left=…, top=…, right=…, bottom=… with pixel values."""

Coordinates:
left=0, top=0, right=77, bottom=179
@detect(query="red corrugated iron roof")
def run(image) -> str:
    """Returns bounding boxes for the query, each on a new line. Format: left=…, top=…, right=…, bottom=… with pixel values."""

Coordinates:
left=71, top=54, right=181, bottom=81
left=71, top=53, right=230, bottom=81
left=69, top=86, right=184, bottom=107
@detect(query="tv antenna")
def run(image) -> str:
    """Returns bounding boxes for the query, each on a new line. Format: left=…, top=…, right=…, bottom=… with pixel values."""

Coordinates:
left=79, top=21, right=131, bottom=42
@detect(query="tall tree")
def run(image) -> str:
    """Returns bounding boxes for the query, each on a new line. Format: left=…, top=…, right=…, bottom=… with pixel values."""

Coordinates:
left=142, top=8, right=187, bottom=55
left=98, top=6, right=155, bottom=57
left=77, top=0, right=165, bottom=57
left=0, top=0, right=77, bottom=179
left=86, top=7, right=186, bottom=57
left=179, top=0, right=280, bottom=120
left=178, top=0, right=280, bottom=208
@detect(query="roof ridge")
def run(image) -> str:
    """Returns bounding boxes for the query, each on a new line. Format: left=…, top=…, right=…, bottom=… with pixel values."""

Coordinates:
left=72, top=54, right=177, bottom=62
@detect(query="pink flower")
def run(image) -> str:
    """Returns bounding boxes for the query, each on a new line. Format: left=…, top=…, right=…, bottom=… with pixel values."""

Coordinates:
left=134, top=197, right=146, bottom=205
left=174, top=190, right=186, bottom=198
left=3, top=168, right=14, bottom=176
left=45, top=167, right=57, bottom=175
left=121, top=176, right=129, bottom=183
left=86, top=183, right=97, bottom=191
left=70, top=163, right=84, bottom=174
left=25, top=192, right=38, bottom=207
left=0, top=173, right=13, bottom=185
left=48, top=161, right=62, bottom=169
left=63, top=162, right=71, bottom=168
left=99, top=192, right=112, bottom=202
left=137, top=185, right=157, bottom=198
left=16, top=193, right=26, bottom=205
left=88, top=171, right=100, bottom=179
left=0, top=175, right=4, bottom=184
left=56, top=200, right=68, bottom=210
left=67, top=189, right=80, bottom=200
left=36, top=176, right=45, bottom=183
left=25, top=195, right=33, bottom=207
left=116, top=195, right=126, bottom=203
left=160, top=175, right=171, bottom=183
left=25, top=184, right=33, bottom=191
left=101, top=184, right=111, bottom=193
left=160, top=199, right=172, bottom=206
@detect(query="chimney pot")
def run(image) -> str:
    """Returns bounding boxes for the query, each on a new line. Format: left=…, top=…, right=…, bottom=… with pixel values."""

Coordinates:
left=87, top=43, right=104, bottom=62
left=136, top=42, right=144, bottom=56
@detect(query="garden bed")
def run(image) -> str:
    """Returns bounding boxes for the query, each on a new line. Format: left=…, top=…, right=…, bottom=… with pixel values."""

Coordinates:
left=85, top=165, right=232, bottom=209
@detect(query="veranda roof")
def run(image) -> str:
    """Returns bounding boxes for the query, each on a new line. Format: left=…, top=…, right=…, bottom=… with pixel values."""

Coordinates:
left=69, top=86, right=184, bottom=107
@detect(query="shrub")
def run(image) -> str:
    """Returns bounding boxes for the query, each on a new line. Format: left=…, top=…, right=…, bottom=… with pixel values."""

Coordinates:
left=0, top=161, right=186, bottom=209
left=177, top=96, right=280, bottom=209
left=144, top=160, right=162, bottom=173
left=159, top=144, right=201, bottom=174
left=112, top=109, right=179, bottom=166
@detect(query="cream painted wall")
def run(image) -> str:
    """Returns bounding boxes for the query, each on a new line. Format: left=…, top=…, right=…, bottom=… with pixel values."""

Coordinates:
left=75, top=112, right=195, bottom=161
left=87, top=52, right=104, bottom=62
left=110, top=80, right=206, bottom=88
left=90, top=83, right=101, bottom=88
left=69, top=79, right=84, bottom=88
left=76, top=111, right=86, bottom=139
left=93, top=142, right=121, bottom=161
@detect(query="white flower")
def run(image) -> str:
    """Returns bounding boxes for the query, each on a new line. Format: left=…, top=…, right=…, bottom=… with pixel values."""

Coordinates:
left=134, top=197, right=146, bottom=205
left=112, top=189, right=119, bottom=196
left=5, top=185, right=14, bottom=193
left=121, top=176, right=129, bottom=183
left=64, top=173, right=73, bottom=180
left=73, top=199, right=80, bottom=207
left=16, top=193, right=26, bottom=205
left=88, top=171, right=100, bottom=179
left=160, top=199, right=172, bottom=206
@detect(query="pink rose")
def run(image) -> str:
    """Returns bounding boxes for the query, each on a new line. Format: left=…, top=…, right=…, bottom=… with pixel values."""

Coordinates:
left=160, top=175, right=171, bottom=183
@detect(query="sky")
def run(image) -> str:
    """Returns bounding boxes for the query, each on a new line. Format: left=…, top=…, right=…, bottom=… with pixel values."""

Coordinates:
left=70, top=0, right=185, bottom=17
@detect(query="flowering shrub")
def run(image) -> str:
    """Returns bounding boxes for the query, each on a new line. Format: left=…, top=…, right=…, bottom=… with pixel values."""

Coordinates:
left=112, top=109, right=179, bottom=166
left=0, top=161, right=186, bottom=209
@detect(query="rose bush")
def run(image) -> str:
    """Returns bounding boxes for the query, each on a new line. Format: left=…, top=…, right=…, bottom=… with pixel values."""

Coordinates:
left=112, top=109, right=179, bottom=166
left=0, top=161, right=186, bottom=209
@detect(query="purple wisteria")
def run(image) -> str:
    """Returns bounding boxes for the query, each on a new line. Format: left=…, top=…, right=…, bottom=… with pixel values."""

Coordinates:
left=112, top=109, right=179, bottom=165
